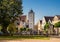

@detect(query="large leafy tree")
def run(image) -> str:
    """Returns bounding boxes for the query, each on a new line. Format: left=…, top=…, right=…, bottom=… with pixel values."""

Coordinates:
left=0, top=0, right=23, bottom=34
left=54, top=21, right=60, bottom=35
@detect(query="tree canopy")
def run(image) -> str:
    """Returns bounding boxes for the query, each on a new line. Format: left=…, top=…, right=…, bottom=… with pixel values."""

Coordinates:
left=0, top=0, right=23, bottom=33
left=7, top=23, right=16, bottom=35
left=44, top=23, right=49, bottom=31
left=54, top=21, right=60, bottom=27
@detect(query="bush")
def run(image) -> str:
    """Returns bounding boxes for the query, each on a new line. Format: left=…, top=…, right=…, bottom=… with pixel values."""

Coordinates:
left=7, top=23, right=16, bottom=36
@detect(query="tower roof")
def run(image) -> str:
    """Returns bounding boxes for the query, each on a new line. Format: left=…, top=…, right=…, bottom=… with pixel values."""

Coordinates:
left=29, top=9, right=34, bottom=13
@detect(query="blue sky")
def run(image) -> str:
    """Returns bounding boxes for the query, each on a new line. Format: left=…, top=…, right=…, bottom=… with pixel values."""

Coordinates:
left=22, top=0, right=60, bottom=24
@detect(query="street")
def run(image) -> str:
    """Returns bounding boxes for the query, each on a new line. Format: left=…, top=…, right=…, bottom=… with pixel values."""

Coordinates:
left=0, top=38, right=60, bottom=42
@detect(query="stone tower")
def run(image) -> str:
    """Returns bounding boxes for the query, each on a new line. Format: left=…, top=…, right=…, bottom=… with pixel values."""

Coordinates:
left=28, top=10, right=34, bottom=30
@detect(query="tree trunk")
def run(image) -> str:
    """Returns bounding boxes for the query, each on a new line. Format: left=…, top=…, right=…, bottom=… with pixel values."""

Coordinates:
left=38, top=30, right=40, bottom=35
left=57, top=28, right=59, bottom=35
left=1, top=26, right=8, bottom=35
left=46, top=31, right=48, bottom=37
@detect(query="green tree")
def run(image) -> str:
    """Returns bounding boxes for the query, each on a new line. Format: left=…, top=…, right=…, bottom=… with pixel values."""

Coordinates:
left=44, top=23, right=50, bottom=36
left=20, top=28, right=24, bottom=32
left=20, top=28, right=26, bottom=32
left=7, top=23, right=16, bottom=36
left=26, top=28, right=31, bottom=31
left=44, top=23, right=49, bottom=31
left=0, top=0, right=23, bottom=34
left=20, top=28, right=32, bottom=35
left=54, top=21, right=60, bottom=35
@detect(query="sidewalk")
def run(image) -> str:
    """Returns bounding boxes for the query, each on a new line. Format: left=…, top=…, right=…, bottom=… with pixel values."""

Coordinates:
left=50, top=35, right=60, bottom=38
left=0, top=38, right=60, bottom=42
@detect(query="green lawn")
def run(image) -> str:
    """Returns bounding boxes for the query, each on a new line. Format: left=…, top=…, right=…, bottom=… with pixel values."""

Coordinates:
left=0, top=35, right=50, bottom=40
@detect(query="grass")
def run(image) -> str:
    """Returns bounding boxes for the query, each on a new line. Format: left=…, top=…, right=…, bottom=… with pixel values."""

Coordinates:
left=0, top=35, right=50, bottom=40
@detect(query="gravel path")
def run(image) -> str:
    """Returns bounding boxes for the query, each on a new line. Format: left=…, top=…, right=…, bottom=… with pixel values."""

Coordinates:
left=0, top=38, right=60, bottom=42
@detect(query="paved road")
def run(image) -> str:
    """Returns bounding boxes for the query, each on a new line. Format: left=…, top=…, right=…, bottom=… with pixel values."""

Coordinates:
left=0, top=38, right=60, bottom=42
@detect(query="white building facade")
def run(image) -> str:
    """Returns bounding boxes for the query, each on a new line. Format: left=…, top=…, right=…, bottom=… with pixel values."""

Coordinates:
left=28, top=10, right=34, bottom=30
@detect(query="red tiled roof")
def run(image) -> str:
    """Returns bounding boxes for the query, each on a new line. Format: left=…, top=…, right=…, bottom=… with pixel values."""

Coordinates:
left=19, top=15, right=26, bottom=22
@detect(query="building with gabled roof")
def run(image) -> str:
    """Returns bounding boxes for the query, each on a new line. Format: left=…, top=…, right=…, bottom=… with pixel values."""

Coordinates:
left=37, top=20, right=42, bottom=31
left=42, top=16, right=54, bottom=29
left=44, top=16, right=54, bottom=22
left=52, top=15, right=60, bottom=25
left=14, top=15, right=27, bottom=32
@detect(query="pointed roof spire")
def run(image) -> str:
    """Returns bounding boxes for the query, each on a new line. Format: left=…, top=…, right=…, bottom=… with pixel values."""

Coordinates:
left=29, top=9, right=34, bottom=13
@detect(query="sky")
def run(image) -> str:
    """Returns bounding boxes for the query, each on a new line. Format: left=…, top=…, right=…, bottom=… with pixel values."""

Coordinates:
left=22, top=0, right=60, bottom=24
